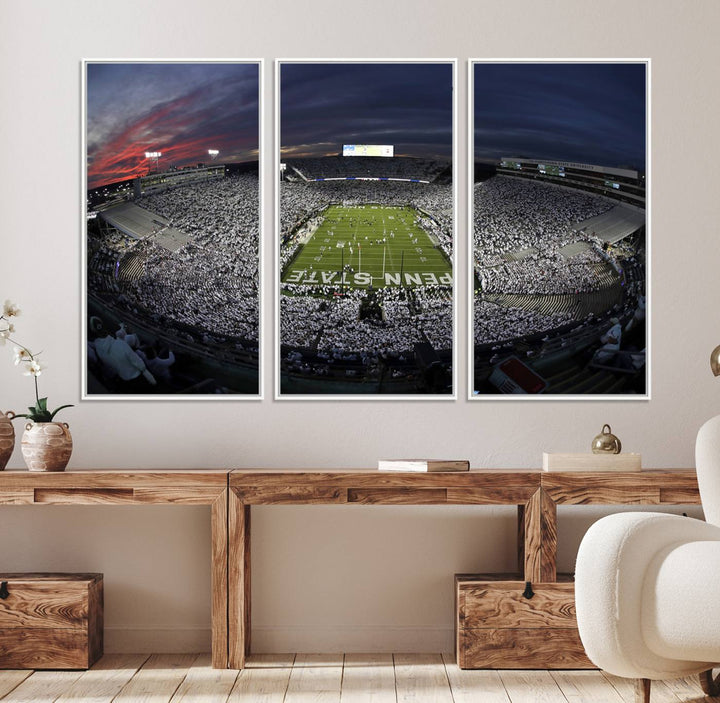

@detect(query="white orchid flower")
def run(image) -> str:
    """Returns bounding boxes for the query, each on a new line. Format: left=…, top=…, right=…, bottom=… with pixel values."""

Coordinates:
left=13, top=347, right=31, bottom=365
left=2, top=300, right=21, bottom=318
left=23, top=359, right=44, bottom=377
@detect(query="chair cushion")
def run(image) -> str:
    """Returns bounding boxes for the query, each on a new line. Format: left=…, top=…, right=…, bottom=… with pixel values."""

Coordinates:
left=696, top=415, right=720, bottom=526
left=576, top=512, right=720, bottom=679
left=643, top=540, right=720, bottom=662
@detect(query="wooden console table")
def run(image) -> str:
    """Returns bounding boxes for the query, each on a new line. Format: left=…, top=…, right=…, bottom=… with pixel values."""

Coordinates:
left=228, top=469, right=700, bottom=669
left=0, top=468, right=702, bottom=670
left=0, top=470, right=229, bottom=669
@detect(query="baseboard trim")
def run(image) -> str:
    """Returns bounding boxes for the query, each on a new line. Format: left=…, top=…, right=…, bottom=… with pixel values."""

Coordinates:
left=105, top=624, right=455, bottom=654
left=105, top=626, right=211, bottom=653
left=251, top=625, right=455, bottom=653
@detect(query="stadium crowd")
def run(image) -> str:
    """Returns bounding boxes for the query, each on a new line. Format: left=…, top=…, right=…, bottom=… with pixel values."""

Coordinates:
left=474, top=300, right=576, bottom=346
left=89, top=174, right=260, bottom=346
left=280, top=286, right=452, bottom=359
left=474, top=176, right=615, bottom=295
left=285, top=156, right=448, bottom=182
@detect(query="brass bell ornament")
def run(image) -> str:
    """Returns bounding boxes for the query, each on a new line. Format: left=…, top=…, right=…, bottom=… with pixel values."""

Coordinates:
left=592, top=424, right=622, bottom=454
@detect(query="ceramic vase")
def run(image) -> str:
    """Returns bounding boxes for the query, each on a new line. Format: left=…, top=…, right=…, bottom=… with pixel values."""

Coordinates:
left=0, top=411, right=15, bottom=470
left=21, top=421, right=73, bottom=472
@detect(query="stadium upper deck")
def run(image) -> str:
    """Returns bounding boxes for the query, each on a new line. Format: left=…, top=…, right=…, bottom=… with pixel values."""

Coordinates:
left=497, top=157, right=645, bottom=208
left=284, top=156, right=450, bottom=183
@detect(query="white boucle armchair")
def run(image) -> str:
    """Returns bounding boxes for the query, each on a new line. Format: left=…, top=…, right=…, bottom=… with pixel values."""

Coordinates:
left=575, top=415, right=720, bottom=703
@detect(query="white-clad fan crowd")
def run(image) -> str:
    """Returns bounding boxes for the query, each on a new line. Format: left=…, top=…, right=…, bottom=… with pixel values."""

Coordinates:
left=286, top=156, right=448, bottom=182
left=474, top=300, right=576, bottom=346
left=474, top=176, right=615, bottom=295
left=280, top=287, right=452, bottom=360
left=124, top=174, right=260, bottom=343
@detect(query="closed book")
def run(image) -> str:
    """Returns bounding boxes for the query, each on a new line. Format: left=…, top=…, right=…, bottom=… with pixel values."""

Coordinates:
left=378, top=459, right=470, bottom=472
left=542, top=452, right=642, bottom=472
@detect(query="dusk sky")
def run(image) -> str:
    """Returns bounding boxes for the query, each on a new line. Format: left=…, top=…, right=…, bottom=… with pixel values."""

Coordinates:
left=281, top=63, right=453, bottom=160
left=474, top=63, right=646, bottom=170
left=87, top=62, right=259, bottom=189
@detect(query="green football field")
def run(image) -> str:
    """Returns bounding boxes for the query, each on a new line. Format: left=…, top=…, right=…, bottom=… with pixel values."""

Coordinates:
left=282, top=204, right=452, bottom=289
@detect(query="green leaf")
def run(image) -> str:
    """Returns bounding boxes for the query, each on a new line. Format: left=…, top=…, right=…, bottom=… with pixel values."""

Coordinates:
left=28, top=406, right=36, bottom=415
left=37, top=397, right=48, bottom=412
left=48, top=405, right=73, bottom=421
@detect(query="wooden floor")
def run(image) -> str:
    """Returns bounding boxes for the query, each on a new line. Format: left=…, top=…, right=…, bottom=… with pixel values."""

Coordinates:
left=0, top=653, right=713, bottom=703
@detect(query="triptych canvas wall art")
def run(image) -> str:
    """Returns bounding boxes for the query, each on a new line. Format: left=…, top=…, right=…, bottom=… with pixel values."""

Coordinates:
left=278, top=60, right=456, bottom=398
left=84, top=61, right=261, bottom=398
left=82, top=59, right=647, bottom=400
left=471, top=61, right=647, bottom=398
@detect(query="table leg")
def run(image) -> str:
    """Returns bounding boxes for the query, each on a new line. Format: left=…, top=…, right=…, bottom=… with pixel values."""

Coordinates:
left=519, top=488, right=557, bottom=582
left=228, top=489, right=251, bottom=669
left=211, top=489, right=228, bottom=668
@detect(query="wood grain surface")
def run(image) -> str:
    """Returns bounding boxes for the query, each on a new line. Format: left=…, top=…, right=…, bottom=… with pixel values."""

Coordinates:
left=210, top=491, right=228, bottom=670
left=228, top=495, right=251, bottom=670
left=338, top=653, right=396, bottom=703
left=0, top=629, right=92, bottom=670
left=520, top=489, right=557, bottom=582
left=459, top=628, right=594, bottom=669
left=458, top=581, right=577, bottom=629
left=0, top=580, right=90, bottom=629
left=394, top=653, right=454, bottom=703
left=0, top=472, right=227, bottom=669
left=347, top=488, right=448, bottom=504
left=112, top=653, right=199, bottom=703
left=541, top=470, right=698, bottom=505
left=0, top=574, right=102, bottom=670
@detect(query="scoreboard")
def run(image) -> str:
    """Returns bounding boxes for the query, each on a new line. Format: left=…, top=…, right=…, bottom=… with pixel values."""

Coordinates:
left=500, top=159, right=522, bottom=170
left=538, top=163, right=565, bottom=177
left=343, top=144, right=394, bottom=157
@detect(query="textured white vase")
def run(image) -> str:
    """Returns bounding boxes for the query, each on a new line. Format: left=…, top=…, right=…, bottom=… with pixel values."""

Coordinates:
left=21, top=421, right=73, bottom=472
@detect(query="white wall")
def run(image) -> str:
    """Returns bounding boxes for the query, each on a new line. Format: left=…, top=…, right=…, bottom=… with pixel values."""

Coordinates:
left=1, top=0, right=719, bottom=653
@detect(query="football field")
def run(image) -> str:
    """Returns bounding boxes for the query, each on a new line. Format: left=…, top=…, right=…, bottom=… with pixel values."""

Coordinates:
left=282, top=204, right=452, bottom=289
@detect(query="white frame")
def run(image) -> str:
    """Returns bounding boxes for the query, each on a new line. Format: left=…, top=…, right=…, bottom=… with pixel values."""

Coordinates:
left=467, top=58, right=651, bottom=401
left=274, top=58, right=458, bottom=401
left=81, top=58, right=264, bottom=401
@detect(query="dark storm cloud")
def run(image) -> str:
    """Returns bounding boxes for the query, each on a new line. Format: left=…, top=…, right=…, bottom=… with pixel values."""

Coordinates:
left=87, top=63, right=259, bottom=189
left=281, top=63, right=453, bottom=159
left=474, top=63, right=646, bottom=170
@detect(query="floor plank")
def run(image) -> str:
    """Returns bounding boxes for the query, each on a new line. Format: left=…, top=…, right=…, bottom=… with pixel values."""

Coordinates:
left=0, top=672, right=32, bottom=700
left=285, top=653, right=344, bottom=703
left=168, top=653, right=239, bottom=702
left=394, top=653, right=453, bottom=703
left=55, top=654, right=150, bottom=703
left=0, top=670, right=84, bottom=703
left=441, top=653, right=511, bottom=703
left=601, top=672, right=683, bottom=703
left=551, top=670, right=626, bottom=703
left=498, top=670, right=568, bottom=703
left=341, top=653, right=396, bottom=703
left=662, top=674, right=706, bottom=699
left=114, top=653, right=199, bottom=703
left=227, top=654, right=294, bottom=702
left=6, top=653, right=709, bottom=703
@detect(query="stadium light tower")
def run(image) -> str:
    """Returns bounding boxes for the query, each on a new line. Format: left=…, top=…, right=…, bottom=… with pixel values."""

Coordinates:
left=145, top=151, right=162, bottom=173
left=208, top=149, right=220, bottom=161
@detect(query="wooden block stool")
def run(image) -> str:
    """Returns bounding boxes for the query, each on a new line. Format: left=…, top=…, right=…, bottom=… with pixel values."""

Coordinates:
left=455, top=573, right=594, bottom=669
left=0, top=573, right=103, bottom=669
